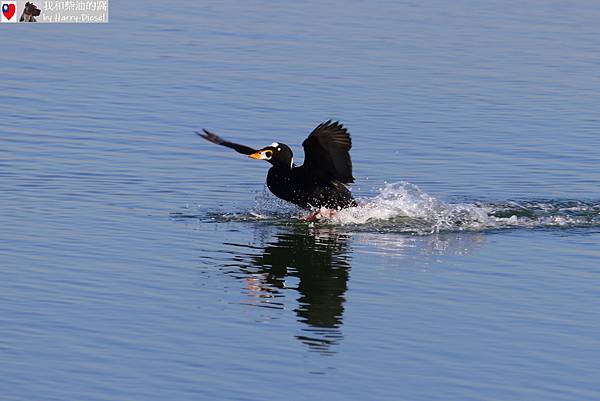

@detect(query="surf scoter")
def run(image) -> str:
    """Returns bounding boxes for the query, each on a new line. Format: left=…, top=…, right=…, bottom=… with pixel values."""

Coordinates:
left=198, top=120, right=356, bottom=210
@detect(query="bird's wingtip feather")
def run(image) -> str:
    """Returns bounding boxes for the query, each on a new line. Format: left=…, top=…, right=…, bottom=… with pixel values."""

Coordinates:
left=196, top=129, right=222, bottom=144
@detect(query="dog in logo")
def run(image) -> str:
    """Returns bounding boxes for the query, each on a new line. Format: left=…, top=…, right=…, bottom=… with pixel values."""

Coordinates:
left=20, top=2, right=40, bottom=22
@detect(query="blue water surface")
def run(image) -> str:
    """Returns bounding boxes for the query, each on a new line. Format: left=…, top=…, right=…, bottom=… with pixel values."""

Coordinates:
left=1, top=1, right=600, bottom=400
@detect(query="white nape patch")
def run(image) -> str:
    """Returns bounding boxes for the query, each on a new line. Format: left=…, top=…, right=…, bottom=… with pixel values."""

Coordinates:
left=290, top=157, right=294, bottom=168
left=270, top=142, right=279, bottom=148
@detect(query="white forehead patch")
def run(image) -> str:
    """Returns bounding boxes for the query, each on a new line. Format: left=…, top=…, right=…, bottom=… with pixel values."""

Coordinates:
left=270, top=142, right=279, bottom=148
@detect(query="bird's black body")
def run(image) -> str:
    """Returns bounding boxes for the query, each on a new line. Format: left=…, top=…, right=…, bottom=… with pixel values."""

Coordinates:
left=266, top=164, right=355, bottom=209
left=197, top=120, right=357, bottom=210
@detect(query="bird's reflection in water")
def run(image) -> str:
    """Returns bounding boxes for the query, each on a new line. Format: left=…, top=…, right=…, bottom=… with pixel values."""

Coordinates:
left=226, top=224, right=352, bottom=354
left=217, top=222, right=486, bottom=355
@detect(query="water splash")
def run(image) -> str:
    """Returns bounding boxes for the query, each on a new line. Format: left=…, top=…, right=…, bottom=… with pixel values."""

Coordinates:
left=324, top=182, right=600, bottom=234
left=174, top=182, right=600, bottom=234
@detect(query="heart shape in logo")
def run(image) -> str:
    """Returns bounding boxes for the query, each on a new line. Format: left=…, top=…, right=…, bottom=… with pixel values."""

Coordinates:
left=2, top=3, right=16, bottom=20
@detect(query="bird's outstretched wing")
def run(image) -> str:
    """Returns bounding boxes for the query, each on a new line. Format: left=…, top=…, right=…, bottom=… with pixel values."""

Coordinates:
left=196, top=129, right=257, bottom=155
left=302, top=120, right=354, bottom=184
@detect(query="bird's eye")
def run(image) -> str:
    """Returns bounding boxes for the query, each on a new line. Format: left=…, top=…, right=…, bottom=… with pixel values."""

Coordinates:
left=265, top=150, right=273, bottom=158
